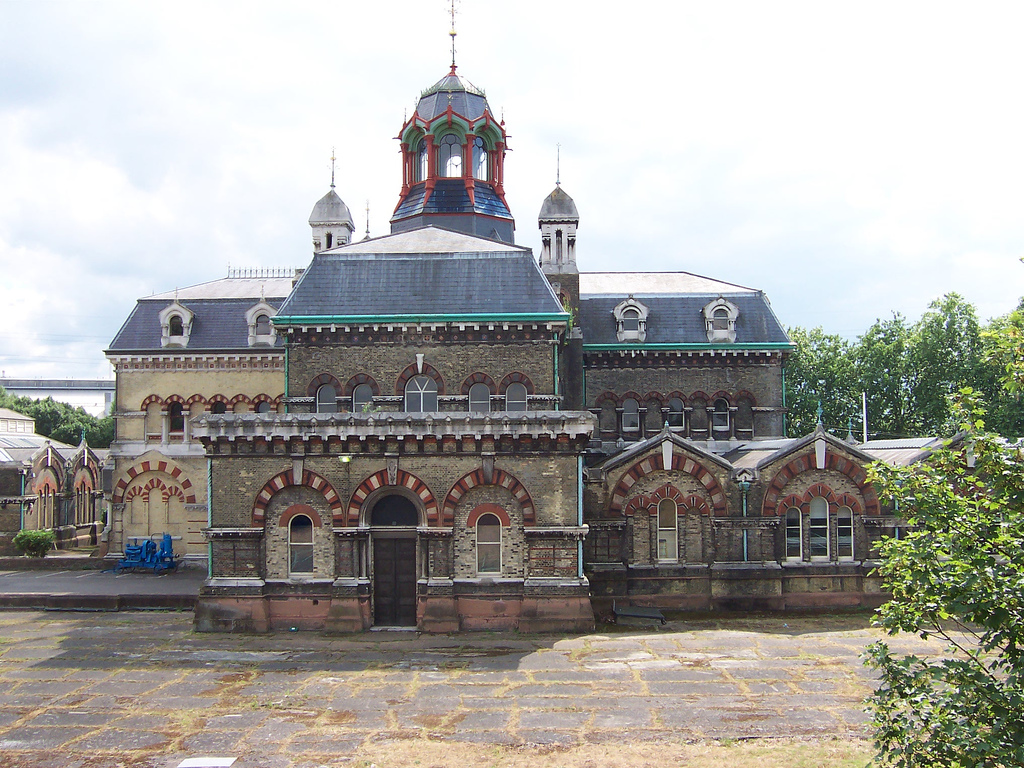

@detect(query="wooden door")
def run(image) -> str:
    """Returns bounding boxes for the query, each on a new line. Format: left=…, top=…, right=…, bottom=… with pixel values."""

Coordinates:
left=373, top=538, right=417, bottom=626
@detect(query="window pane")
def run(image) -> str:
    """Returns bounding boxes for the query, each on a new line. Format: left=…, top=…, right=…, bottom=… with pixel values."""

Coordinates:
left=658, top=499, right=676, bottom=530
left=622, top=398, right=640, bottom=431
left=622, top=309, right=639, bottom=332
left=668, top=398, right=684, bottom=427
left=290, top=544, right=313, bottom=573
left=506, top=383, right=528, bottom=411
left=809, top=498, right=829, bottom=558
left=469, top=383, right=491, bottom=412
left=169, top=403, right=184, bottom=432
left=316, top=384, right=337, bottom=413
left=477, top=543, right=500, bottom=573
left=786, top=508, right=801, bottom=559
left=169, top=316, right=184, bottom=336
left=353, top=384, right=373, bottom=412
left=477, top=514, right=501, bottom=542
left=838, top=507, right=854, bottom=559
left=290, top=515, right=313, bottom=543
left=255, top=314, right=271, bottom=335
left=417, top=139, right=427, bottom=182
left=473, top=136, right=488, bottom=180
left=712, top=399, right=730, bottom=430
left=658, top=529, right=677, bottom=560
left=439, top=134, right=462, bottom=177
left=713, top=308, right=730, bottom=331
left=256, top=401, right=272, bottom=414
left=405, top=376, right=437, bottom=412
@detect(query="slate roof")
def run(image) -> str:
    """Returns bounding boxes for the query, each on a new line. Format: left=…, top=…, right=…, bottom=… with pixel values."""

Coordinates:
left=415, top=71, right=489, bottom=122
left=539, top=186, right=579, bottom=221
left=579, top=292, right=791, bottom=346
left=108, top=278, right=291, bottom=352
left=393, top=181, right=512, bottom=221
left=309, top=188, right=354, bottom=227
left=277, top=228, right=563, bottom=319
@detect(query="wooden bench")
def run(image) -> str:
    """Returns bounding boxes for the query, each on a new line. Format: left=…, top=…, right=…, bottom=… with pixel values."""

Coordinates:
left=612, top=600, right=666, bottom=625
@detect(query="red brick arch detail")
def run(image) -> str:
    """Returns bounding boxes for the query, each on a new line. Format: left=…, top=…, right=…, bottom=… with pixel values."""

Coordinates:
left=736, top=390, right=757, bottom=406
left=761, top=452, right=879, bottom=516
left=498, top=372, right=534, bottom=395
left=467, top=503, right=511, bottom=527
left=112, top=460, right=195, bottom=505
left=461, top=372, right=496, bottom=395
left=280, top=503, right=321, bottom=529
left=442, top=468, right=535, bottom=527
left=610, top=453, right=727, bottom=516
left=835, top=493, right=864, bottom=515
left=307, top=373, right=342, bottom=398
left=643, top=391, right=666, bottom=406
left=207, top=394, right=230, bottom=406
left=164, top=485, right=187, bottom=503
left=710, top=390, right=734, bottom=406
left=251, top=394, right=275, bottom=410
left=164, top=394, right=186, bottom=405
left=620, top=390, right=643, bottom=403
left=253, top=468, right=343, bottom=527
left=140, top=395, right=163, bottom=409
left=343, top=373, right=380, bottom=397
left=347, top=469, right=439, bottom=526
left=228, top=394, right=252, bottom=407
left=595, top=391, right=620, bottom=407
left=395, top=362, right=445, bottom=396
left=185, top=394, right=207, bottom=406
left=622, top=487, right=712, bottom=517
left=804, top=483, right=838, bottom=505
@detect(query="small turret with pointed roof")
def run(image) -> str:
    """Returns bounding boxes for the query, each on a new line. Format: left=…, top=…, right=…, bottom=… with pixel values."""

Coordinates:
left=309, top=151, right=355, bottom=253
left=538, top=162, right=579, bottom=275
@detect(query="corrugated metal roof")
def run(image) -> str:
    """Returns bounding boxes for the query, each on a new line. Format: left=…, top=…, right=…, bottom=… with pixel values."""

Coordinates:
left=579, top=293, right=791, bottom=345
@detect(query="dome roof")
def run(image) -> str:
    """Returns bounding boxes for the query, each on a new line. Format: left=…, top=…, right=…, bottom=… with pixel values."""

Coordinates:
left=539, top=186, right=579, bottom=221
left=415, top=68, right=491, bottom=122
left=309, top=188, right=354, bottom=227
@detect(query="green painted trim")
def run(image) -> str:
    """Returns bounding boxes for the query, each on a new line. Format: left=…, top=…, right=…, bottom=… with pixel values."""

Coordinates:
left=274, top=313, right=570, bottom=325
left=583, top=342, right=796, bottom=352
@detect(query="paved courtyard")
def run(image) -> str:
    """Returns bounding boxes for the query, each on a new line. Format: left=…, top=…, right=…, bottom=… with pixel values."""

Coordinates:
left=0, top=610, right=941, bottom=767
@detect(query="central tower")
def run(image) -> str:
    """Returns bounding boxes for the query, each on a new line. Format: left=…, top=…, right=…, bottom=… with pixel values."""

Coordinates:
left=390, top=66, right=514, bottom=242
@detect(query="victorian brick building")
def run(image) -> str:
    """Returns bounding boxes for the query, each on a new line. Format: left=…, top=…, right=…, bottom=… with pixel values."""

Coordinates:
left=107, top=65, right=908, bottom=633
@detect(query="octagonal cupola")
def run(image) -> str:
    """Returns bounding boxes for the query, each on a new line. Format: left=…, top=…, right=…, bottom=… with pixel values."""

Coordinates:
left=539, top=185, right=579, bottom=274
left=390, top=65, right=514, bottom=243
left=309, top=187, right=355, bottom=254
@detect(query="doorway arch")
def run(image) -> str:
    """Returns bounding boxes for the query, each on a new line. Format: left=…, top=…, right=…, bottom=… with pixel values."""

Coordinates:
left=368, top=492, right=419, bottom=627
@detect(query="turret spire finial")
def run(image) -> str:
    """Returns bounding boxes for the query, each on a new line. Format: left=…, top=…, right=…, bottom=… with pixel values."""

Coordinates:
left=556, top=143, right=561, bottom=186
left=365, top=199, right=370, bottom=239
left=330, top=147, right=336, bottom=189
left=449, top=0, right=458, bottom=72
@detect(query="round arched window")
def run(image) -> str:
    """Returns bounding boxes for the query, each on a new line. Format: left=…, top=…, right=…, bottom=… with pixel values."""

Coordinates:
left=316, top=384, right=338, bottom=414
left=169, top=315, right=184, bottom=336
left=255, top=314, right=272, bottom=335
left=712, top=399, right=730, bottom=432
left=476, top=513, right=501, bottom=573
left=622, top=308, right=640, bottom=332
left=352, top=383, right=374, bottom=413
left=210, top=401, right=227, bottom=415
left=473, top=136, right=488, bottom=180
left=438, top=134, right=462, bottom=177
left=168, top=402, right=185, bottom=433
left=416, top=138, right=428, bottom=182
left=667, top=398, right=685, bottom=427
left=505, top=382, right=528, bottom=412
left=622, top=398, right=640, bottom=432
left=404, top=375, right=438, bottom=412
left=469, top=382, right=491, bottom=412
left=289, top=514, right=314, bottom=574
left=255, top=401, right=273, bottom=414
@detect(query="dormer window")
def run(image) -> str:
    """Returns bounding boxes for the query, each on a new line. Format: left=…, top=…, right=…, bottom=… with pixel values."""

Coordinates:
left=246, top=302, right=277, bottom=347
left=703, top=298, right=739, bottom=343
left=612, top=297, right=649, bottom=343
left=159, top=301, right=194, bottom=348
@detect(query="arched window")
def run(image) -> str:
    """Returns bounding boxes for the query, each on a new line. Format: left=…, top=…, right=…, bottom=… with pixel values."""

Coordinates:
left=438, top=134, right=462, bottom=178
left=169, top=315, right=184, bottom=336
left=621, top=398, right=640, bottom=432
left=325, top=232, right=333, bottom=249
left=404, top=375, right=438, bottom=412
left=667, top=398, right=685, bottom=428
left=255, top=401, right=273, bottom=414
left=476, top=513, right=501, bottom=573
left=621, top=308, right=640, bottom=333
left=712, top=399, right=730, bottom=433
left=785, top=507, right=802, bottom=560
left=370, top=494, right=418, bottom=526
left=168, top=402, right=185, bottom=433
left=712, top=307, right=731, bottom=331
left=837, top=506, right=854, bottom=560
left=416, top=138, right=428, bottom=182
left=657, top=498, right=678, bottom=561
left=316, top=384, right=338, bottom=414
left=472, top=136, right=488, bottom=180
left=210, top=401, right=227, bottom=415
left=352, top=383, right=373, bottom=413
left=469, top=382, right=491, bottom=412
left=289, top=515, right=314, bottom=574
left=505, top=382, right=528, bottom=412
left=809, top=497, right=829, bottom=559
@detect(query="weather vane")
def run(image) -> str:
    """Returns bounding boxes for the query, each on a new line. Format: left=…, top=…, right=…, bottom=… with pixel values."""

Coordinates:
left=330, top=147, right=336, bottom=189
left=556, top=143, right=561, bottom=186
left=449, top=0, right=459, bottom=70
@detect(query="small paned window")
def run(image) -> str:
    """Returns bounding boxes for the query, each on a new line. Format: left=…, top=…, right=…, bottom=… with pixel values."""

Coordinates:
left=712, top=399, right=730, bottom=432
left=809, top=497, right=829, bottom=559
left=316, top=384, right=338, bottom=414
left=255, top=314, right=272, bottom=336
left=837, top=506, right=854, bottom=560
left=289, top=515, right=314, bottom=574
left=712, top=307, right=730, bottom=331
left=256, top=401, right=273, bottom=414
left=416, top=138, right=428, bottom=182
left=505, top=382, right=528, bottom=412
left=352, top=384, right=373, bottom=413
left=473, top=136, right=488, bottom=180
left=210, top=402, right=227, bottom=415
left=621, top=398, right=640, bottom=432
left=405, top=375, right=438, bottom=412
left=657, top=499, right=678, bottom=561
left=785, top=507, right=802, bottom=559
left=169, top=316, right=184, bottom=336
left=621, top=309, right=640, bottom=332
left=469, top=382, right=491, bottom=412
left=438, top=134, right=462, bottom=178
left=667, top=398, right=685, bottom=428
left=476, top=513, right=501, bottom=573
left=168, top=403, right=185, bottom=432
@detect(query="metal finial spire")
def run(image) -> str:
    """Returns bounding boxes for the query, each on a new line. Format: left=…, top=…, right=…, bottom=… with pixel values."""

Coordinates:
left=330, top=148, right=336, bottom=189
left=556, top=143, right=561, bottom=186
left=449, top=0, right=458, bottom=71
left=365, top=200, right=370, bottom=238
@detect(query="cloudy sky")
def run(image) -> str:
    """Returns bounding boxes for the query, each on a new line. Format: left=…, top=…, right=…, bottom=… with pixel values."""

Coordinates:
left=2, top=1, right=1022, bottom=380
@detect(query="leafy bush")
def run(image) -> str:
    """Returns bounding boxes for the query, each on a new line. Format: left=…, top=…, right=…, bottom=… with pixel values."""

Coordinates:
left=12, top=530, right=56, bottom=557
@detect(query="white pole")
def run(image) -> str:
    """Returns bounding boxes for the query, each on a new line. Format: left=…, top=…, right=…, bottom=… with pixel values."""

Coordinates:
left=862, top=391, right=868, bottom=443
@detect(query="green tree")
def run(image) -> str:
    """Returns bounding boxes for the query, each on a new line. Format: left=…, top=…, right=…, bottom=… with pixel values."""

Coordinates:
left=853, top=313, right=917, bottom=439
left=978, top=301, right=1024, bottom=438
left=784, top=326, right=860, bottom=436
left=0, top=387, right=114, bottom=449
left=865, top=390, right=1024, bottom=767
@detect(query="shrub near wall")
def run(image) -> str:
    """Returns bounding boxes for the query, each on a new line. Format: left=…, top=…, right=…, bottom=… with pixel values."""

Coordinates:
left=13, top=530, right=56, bottom=557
